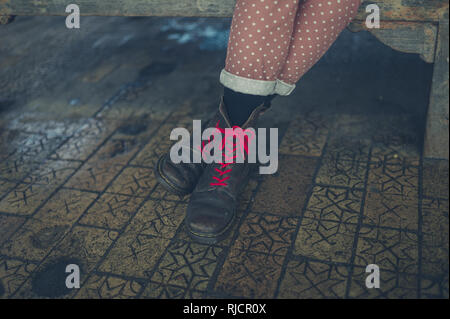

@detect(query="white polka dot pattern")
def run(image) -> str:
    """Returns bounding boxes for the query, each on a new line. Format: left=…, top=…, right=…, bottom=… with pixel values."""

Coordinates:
left=224, top=0, right=361, bottom=92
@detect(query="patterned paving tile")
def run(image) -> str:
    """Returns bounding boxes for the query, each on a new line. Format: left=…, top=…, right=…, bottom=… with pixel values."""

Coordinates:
left=130, top=128, right=172, bottom=168
left=65, top=120, right=159, bottom=192
left=348, top=266, right=418, bottom=299
left=14, top=226, right=119, bottom=298
left=0, top=159, right=81, bottom=215
left=0, top=257, right=38, bottom=298
left=420, top=273, right=449, bottom=299
left=367, top=163, right=419, bottom=200
left=421, top=198, right=449, bottom=278
left=232, top=213, right=298, bottom=256
left=302, top=186, right=363, bottom=224
left=75, top=273, right=143, bottom=299
left=141, top=281, right=204, bottom=299
left=64, top=162, right=123, bottom=193
left=104, top=166, right=156, bottom=197
left=354, top=226, right=419, bottom=274
left=98, top=234, right=170, bottom=279
left=0, top=22, right=447, bottom=299
left=149, top=183, right=189, bottom=202
left=0, top=215, right=25, bottom=246
left=0, top=179, right=17, bottom=196
left=131, top=122, right=189, bottom=168
left=48, top=226, right=118, bottom=269
left=64, top=138, right=134, bottom=192
left=113, top=118, right=162, bottom=149
left=126, top=199, right=186, bottom=239
left=79, top=193, right=145, bottom=230
left=97, top=199, right=184, bottom=279
left=279, top=114, right=328, bottom=157
left=215, top=249, right=285, bottom=298
left=293, top=218, right=357, bottom=264
left=422, top=159, right=449, bottom=199
left=252, top=156, right=317, bottom=216
left=0, top=156, right=37, bottom=182
left=0, top=189, right=97, bottom=261
left=50, top=118, right=119, bottom=161
left=362, top=192, right=418, bottom=231
left=90, top=135, right=141, bottom=166
left=370, top=142, right=420, bottom=167
left=324, top=137, right=371, bottom=163
left=1, top=131, right=63, bottom=169
left=21, top=160, right=81, bottom=186
left=151, top=241, right=223, bottom=292
left=277, top=258, right=350, bottom=298
left=0, top=183, right=50, bottom=216
left=316, top=158, right=367, bottom=190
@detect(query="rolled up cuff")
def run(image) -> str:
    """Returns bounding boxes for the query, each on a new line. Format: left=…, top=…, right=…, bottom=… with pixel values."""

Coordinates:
left=220, top=69, right=295, bottom=96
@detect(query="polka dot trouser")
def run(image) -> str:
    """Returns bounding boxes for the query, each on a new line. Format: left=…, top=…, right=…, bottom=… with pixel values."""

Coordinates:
left=220, top=0, right=361, bottom=96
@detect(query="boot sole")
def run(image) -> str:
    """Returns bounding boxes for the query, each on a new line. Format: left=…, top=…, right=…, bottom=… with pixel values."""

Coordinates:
left=155, top=155, right=193, bottom=197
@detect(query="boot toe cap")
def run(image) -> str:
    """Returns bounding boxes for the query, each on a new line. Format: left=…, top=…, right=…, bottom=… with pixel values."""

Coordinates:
left=156, top=155, right=197, bottom=194
left=186, top=198, right=234, bottom=236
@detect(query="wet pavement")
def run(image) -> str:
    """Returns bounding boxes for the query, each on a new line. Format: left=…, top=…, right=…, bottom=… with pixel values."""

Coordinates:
left=0, top=16, right=448, bottom=299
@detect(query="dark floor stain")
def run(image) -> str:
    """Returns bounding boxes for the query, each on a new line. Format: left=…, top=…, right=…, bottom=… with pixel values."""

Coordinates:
left=30, top=225, right=69, bottom=249
left=122, top=84, right=147, bottom=101
left=138, top=62, right=176, bottom=82
left=108, top=139, right=136, bottom=158
left=118, top=122, right=147, bottom=135
left=31, top=257, right=82, bottom=298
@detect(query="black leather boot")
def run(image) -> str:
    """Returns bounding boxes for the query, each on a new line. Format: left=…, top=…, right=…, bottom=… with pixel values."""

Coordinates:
left=185, top=98, right=270, bottom=244
left=155, top=146, right=204, bottom=196
left=155, top=98, right=235, bottom=196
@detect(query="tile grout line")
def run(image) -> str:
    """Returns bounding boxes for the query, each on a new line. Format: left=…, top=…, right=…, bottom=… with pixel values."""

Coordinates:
left=273, top=128, right=332, bottom=299
left=344, top=138, right=372, bottom=299
left=68, top=111, right=182, bottom=298
left=204, top=172, right=264, bottom=298
left=417, top=150, right=424, bottom=298
left=0, top=128, right=118, bottom=255
left=135, top=110, right=275, bottom=298
left=0, top=82, right=131, bottom=203
left=8, top=98, right=175, bottom=297
left=0, top=80, right=141, bottom=248
left=7, top=128, right=120, bottom=298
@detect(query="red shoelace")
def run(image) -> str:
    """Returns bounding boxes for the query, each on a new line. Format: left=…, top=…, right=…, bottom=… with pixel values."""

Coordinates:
left=201, top=120, right=255, bottom=186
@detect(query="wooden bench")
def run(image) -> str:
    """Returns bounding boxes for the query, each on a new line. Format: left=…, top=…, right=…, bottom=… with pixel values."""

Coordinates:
left=1, top=0, right=448, bottom=159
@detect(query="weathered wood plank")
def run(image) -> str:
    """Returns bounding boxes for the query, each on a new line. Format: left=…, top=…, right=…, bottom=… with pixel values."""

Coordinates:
left=0, top=0, right=448, bottom=22
left=424, top=9, right=449, bottom=159
left=348, top=21, right=438, bottom=63
left=357, top=0, right=448, bottom=22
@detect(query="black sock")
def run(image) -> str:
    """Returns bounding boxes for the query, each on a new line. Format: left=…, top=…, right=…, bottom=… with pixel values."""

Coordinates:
left=223, top=87, right=276, bottom=126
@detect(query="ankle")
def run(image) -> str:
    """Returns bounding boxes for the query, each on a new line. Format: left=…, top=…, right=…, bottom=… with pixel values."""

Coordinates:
left=223, top=87, right=275, bottom=126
